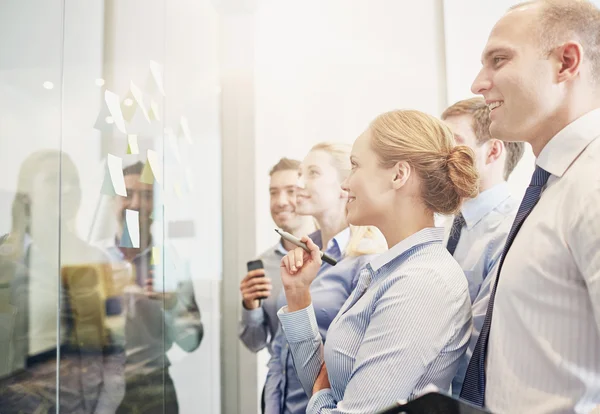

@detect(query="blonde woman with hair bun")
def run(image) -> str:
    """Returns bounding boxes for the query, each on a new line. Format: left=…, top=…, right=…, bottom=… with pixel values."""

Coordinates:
left=264, top=142, right=386, bottom=414
left=279, top=110, right=478, bottom=413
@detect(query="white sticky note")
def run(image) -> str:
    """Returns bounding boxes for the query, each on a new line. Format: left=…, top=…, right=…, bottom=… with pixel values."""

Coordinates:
left=148, top=100, right=161, bottom=121
left=107, top=154, right=127, bottom=197
left=104, top=90, right=127, bottom=134
left=149, top=60, right=166, bottom=96
left=147, top=149, right=163, bottom=184
left=180, top=116, right=192, bottom=144
left=127, top=134, right=139, bottom=154
left=125, top=210, right=140, bottom=248
left=130, top=81, right=150, bottom=122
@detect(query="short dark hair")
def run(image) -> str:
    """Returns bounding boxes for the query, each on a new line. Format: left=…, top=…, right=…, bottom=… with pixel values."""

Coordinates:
left=269, top=158, right=301, bottom=176
left=123, top=161, right=145, bottom=177
left=442, top=97, right=525, bottom=180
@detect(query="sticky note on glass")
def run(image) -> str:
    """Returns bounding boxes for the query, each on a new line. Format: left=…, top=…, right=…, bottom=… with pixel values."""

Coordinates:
left=180, top=116, right=193, bottom=144
left=131, top=81, right=150, bottom=122
left=140, top=149, right=162, bottom=185
left=150, top=246, right=161, bottom=265
left=104, top=90, right=127, bottom=134
left=148, top=100, right=161, bottom=121
left=119, top=210, right=139, bottom=248
left=101, top=154, right=127, bottom=197
left=127, top=134, right=139, bottom=154
left=149, top=60, right=166, bottom=96
left=174, top=182, right=182, bottom=199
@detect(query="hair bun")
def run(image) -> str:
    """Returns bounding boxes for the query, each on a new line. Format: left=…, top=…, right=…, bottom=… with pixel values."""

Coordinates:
left=447, top=146, right=479, bottom=199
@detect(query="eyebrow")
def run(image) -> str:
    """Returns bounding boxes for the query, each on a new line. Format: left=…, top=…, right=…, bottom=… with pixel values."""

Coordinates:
left=481, top=47, right=513, bottom=64
left=269, top=185, right=296, bottom=191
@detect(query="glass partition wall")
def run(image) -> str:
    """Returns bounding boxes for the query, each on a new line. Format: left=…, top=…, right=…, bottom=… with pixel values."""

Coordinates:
left=0, top=0, right=222, bottom=412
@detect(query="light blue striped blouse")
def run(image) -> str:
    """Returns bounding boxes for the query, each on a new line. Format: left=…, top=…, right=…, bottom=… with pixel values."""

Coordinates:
left=278, top=227, right=472, bottom=413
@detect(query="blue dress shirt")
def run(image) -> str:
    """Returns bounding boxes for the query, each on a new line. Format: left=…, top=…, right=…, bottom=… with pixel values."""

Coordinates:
left=264, top=228, right=374, bottom=414
left=278, top=228, right=472, bottom=414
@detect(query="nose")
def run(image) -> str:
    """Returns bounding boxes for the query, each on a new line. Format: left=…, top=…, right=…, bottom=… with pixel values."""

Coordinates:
left=471, top=67, right=492, bottom=96
left=128, top=191, right=141, bottom=210
left=275, top=191, right=288, bottom=206
left=341, top=176, right=350, bottom=193
left=297, top=175, right=305, bottom=189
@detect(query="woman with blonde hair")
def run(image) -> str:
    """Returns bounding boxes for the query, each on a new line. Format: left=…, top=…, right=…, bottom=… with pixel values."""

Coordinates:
left=279, top=110, right=478, bottom=413
left=263, top=142, right=386, bottom=414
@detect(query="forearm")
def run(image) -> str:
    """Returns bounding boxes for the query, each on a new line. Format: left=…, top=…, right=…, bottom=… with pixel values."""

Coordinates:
left=278, top=303, right=324, bottom=396
left=239, top=306, right=270, bottom=352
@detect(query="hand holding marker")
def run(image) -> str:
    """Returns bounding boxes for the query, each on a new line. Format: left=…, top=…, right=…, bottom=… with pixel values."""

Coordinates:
left=274, top=229, right=338, bottom=266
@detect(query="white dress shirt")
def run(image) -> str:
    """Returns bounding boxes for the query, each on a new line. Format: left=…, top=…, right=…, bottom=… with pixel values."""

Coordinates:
left=485, top=109, right=600, bottom=413
left=278, top=228, right=472, bottom=413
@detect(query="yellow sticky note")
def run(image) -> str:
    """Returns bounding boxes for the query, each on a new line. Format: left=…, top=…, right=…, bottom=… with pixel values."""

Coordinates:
left=174, top=182, right=182, bottom=199
left=127, top=134, right=139, bottom=154
left=151, top=246, right=160, bottom=265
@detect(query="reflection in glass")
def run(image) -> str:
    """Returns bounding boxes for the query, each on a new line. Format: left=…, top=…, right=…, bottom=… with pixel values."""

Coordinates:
left=96, top=161, right=204, bottom=414
left=0, top=150, right=125, bottom=413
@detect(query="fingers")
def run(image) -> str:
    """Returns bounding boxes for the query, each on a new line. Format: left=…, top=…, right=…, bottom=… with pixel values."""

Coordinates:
left=240, top=274, right=271, bottom=291
left=242, top=269, right=265, bottom=282
left=302, top=236, right=320, bottom=254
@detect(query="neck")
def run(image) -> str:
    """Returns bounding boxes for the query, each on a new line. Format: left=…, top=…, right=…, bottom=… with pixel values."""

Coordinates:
left=530, top=96, right=600, bottom=157
left=314, top=208, right=348, bottom=250
left=378, top=207, right=433, bottom=248
left=479, top=174, right=505, bottom=194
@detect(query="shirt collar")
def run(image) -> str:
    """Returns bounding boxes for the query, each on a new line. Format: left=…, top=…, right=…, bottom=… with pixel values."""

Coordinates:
left=329, top=227, right=351, bottom=254
left=460, top=182, right=511, bottom=229
left=274, top=240, right=288, bottom=256
left=307, top=227, right=351, bottom=255
left=537, top=108, right=600, bottom=178
left=369, top=227, right=444, bottom=273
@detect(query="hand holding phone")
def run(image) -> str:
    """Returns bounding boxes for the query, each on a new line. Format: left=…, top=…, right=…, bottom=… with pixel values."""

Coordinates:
left=240, top=259, right=271, bottom=310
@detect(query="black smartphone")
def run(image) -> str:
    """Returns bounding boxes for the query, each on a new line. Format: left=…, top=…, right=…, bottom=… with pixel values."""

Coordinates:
left=246, top=259, right=268, bottom=302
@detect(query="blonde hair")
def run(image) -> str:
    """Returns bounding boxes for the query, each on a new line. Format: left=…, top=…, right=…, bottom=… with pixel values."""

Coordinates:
left=510, top=0, right=600, bottom=84
left=370, top=110, right=479, bottom=216
left=309, top=142, right=387, bottom=256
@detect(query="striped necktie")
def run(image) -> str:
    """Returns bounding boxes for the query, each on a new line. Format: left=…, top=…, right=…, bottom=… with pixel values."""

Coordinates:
left=446, top=213, right=466, bottom=256
left=460, top=165, right=551, bottom=407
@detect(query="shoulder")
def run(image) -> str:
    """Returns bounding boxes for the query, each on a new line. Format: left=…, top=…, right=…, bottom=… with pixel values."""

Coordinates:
left=386, top=244, right=468, bottom=300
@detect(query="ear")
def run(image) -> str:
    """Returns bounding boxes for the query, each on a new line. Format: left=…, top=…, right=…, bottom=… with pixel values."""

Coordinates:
left=391, top=161, right=411, bottom=190
left=554, top=41, right=583, bottom=83
left=485, top=139, right=504, bottom=165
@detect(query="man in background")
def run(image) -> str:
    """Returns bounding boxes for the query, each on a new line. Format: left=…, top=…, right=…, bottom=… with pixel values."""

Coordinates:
left=238, top=158, right=315, bottom=412
left=441, top=97, right=525, bottom=396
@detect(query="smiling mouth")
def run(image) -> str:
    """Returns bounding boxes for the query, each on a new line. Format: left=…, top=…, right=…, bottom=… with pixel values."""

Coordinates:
left=488, top=101, right=504, bottom=111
